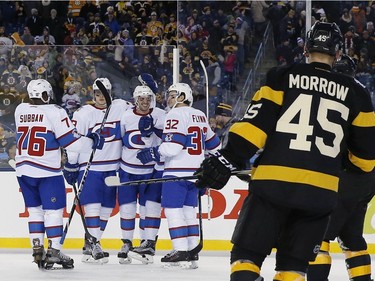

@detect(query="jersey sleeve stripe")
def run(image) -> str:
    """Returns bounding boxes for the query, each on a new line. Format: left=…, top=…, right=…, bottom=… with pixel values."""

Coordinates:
left=348, top=151, right=375, bottom=172
left=252, top=165, right=339, bottom=192
left=252, top=86, right=284, bottom=105
left=352, top=111, right=375, bottom=127
left=229, top=122, right=267, bottom=149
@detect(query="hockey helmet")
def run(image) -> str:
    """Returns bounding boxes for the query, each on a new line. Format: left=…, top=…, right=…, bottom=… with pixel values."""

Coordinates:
left=332, top=54, right=356, bottom=77
left=27, top=79, right=53, bottom=103
left=92, top=77, right=112, bottom=103
left=306, top=22, right=343, bottom=56
left=93, top=77, right=112, bottom=95
left=133, top=85, right=156, bottom=109
left=167, top=83, right=193, bottom=107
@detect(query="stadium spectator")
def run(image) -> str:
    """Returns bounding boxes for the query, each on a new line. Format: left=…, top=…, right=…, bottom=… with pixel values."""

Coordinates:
left=25, top=8, right=43, bottom=37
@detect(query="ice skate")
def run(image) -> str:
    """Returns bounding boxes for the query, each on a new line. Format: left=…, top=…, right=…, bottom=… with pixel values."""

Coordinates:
left=81, top=237, right=109, bottom=264
left=161, top=250, right=189, bottom=268
left=44, top=241, right=74, bottom=269
left=188, top=252, right=199, bottom=269
left=128, top=239, right=156, bottom=264
left=32, top=238, right=46, bottom=269
left=118, top=239, right=133, bottom=264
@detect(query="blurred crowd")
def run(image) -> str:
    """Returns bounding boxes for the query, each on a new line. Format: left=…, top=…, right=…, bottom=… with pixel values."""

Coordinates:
left=0, top=0, right=265, bottom=169
left=271, top=1, right=375, bottom=107
left=3, top=1, right=375, bottom=170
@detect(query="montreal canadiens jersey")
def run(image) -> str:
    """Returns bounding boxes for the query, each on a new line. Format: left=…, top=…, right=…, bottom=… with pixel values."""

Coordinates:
left=159, top=106, right=221, bottom=177
left=67, top=99, right=132, bottom=171
left=15, top=103, right=94, bottom=177
left=120, top=106, right=166, bottom=175
left=223, top=62, right=375, bottom=212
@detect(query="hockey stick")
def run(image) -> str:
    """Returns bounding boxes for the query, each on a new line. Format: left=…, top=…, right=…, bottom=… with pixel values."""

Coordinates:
left=199, top=60, right=212, bottom=220
left=105, top=170, right=251, bottom=187
left=60, top=80, right=112, bottom=246
left=189, top=192, right=204, bottom=256
left=60, top=150, right=97, bottom=246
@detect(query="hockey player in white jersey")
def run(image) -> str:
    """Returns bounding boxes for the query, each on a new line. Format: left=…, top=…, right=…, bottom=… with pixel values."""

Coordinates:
left=63, top=78, right=132, bottom=264
left=117, top=84, right=166, bottom=264
left=137, top=83, right=221, bottom=267
left=15, top=79, right=104, bottom=270
left=127, top=74, right=166, bottom=264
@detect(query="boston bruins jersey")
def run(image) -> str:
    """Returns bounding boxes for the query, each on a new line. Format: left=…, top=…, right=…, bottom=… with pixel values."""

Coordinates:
left=223, top=62, right=375, bottom=212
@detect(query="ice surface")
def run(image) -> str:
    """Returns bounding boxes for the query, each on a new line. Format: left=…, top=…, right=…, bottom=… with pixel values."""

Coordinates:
left=0, top=249, right=367, bottom=280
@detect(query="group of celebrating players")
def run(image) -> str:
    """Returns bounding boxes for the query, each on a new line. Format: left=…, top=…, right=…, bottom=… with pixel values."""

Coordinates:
left=13, top=20, right=375, bottom=281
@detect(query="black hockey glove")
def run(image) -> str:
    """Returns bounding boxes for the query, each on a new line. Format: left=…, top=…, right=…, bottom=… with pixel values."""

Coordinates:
left=194, top=151, right=238, bottom=190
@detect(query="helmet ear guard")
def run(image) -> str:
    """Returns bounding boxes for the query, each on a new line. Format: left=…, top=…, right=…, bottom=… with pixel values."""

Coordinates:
left=27, top=79, right=53, bottom=103
left=306, top=22, right=343, bottom=56
left=167, top=83, right=193, bottom=107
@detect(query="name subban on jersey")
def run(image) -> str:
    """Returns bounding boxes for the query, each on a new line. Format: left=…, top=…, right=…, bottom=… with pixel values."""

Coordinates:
left=19, top=113, right=44, bottom=123
left=289, top=74, right=349, bottom=101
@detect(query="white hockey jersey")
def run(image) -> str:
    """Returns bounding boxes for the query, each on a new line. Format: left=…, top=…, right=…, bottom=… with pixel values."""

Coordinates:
left=159, top=106, right=221, bottom=177
left=120, top=106, right=166, bottom=175
left=67, top=99, right=132, bottom=171
left=15, top=103, right=94, bottom=178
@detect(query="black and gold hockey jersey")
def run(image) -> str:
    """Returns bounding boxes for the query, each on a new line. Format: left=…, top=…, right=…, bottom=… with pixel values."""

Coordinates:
left=223, top=62, right=375, bottom=212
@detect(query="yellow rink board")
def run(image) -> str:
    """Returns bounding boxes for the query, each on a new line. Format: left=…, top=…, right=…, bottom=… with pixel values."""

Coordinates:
left=1, top=238, right=374, bottom=254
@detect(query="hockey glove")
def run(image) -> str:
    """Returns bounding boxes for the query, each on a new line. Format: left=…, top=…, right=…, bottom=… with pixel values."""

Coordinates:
left=138, top=115, right=154, bottom=137
left=138, top=73, right=158, bottom=94
left=136, top=146, right=160, bottom=164
left=194, top=151, right=238, bottom=190
left=63, top=162, right=80, bottom=185
left=88, top=132, right=104, bottom=149
left=198, top=187, right=207, bottom=196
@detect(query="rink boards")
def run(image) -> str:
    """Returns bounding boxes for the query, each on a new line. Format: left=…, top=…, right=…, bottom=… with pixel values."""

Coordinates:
left=1, top=171, right=374, bottom=253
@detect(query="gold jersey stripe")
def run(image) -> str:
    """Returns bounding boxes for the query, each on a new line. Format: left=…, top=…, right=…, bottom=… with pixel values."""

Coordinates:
left=352, top=111, right=375, bottom=127
left=348, top=265, right=372, bottom=278
left=252, top=165, right=339, bottom=192
left=273, top=271, right=305, bottom=281
left=320, top=241, right=330, bottom=252
left=231, top=260, right=260, bottom=274
left=344, top=250, right=369, bottom=259
left=229, top=122, right=267, bottom=149
left=252, top=86, right=284, bottom=105
left=309, top=253, right=331, bottom=265
left=348, top=151, right=375, bottom=172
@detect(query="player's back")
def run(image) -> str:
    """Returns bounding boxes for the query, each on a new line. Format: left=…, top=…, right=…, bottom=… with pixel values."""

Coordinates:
left=161, top=106, right=220, bottom=177
left=15, top=103, right=70, bottom=177
left=250, top=62, right=375, bottom=212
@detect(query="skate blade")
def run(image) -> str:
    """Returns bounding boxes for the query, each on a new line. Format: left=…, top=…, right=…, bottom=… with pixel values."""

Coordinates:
left=118, top=257, right=132, bottom=264
left=189, top=261, right=199, bottom=269
left=161, top=261, right=192, bottom=269
left=127, top=252, right=154, bottom=264
left=43, top=263, right=74, bottom=270
left=81, top=255, right=108, bottom=264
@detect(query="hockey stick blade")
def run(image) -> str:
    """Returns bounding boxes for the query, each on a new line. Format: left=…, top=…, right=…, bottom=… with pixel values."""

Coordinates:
left=105, top=170, right=251, bottom=187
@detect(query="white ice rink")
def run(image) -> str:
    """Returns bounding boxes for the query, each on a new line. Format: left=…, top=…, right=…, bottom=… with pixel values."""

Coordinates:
left=0, top=249, right=368, bottom=280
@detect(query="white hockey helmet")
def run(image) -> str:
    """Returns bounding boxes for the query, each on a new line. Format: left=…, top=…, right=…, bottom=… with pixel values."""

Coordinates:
left=93, top=77, right=112, bottom=94
left=167, top=83, right=193, bottom=107
left=27, top=79, right=53, bottom=103
left=133, top=85, right=156, bottom=109
left=92, top=77, right=112, bottom=103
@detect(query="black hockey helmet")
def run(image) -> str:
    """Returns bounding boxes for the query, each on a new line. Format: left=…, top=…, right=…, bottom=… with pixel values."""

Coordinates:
left=332, top=54, right=357, bottom=77
left=306, top=22, right=343, bottom=56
